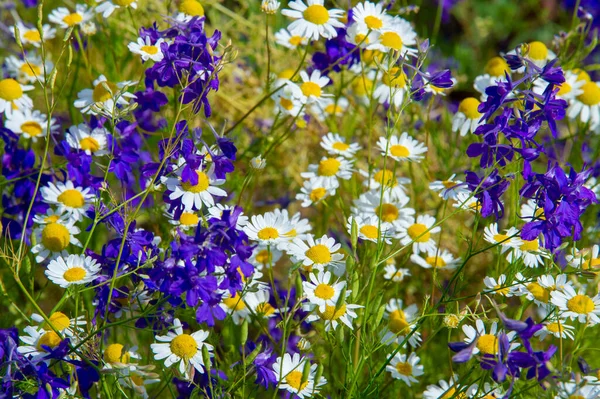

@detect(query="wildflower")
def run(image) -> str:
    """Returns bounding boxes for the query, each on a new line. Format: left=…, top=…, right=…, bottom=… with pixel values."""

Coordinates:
left=386, top=352, right=424, bottom=386
left=250, top=155, right=267, bottom=170
left=287, top=234, right=345, bottom=275
left=462, top=320, right=517, bottom=356
left=5, top=54, right=53, bottom=84
left=128, top=37, right=165, bottom=62
left=12, top=22, right=56, bottom=47
left=162, top=163, right=227, bottom=210
left=244, top=212, right=293, bottom=246
left=352, top=190, right=415, bottom=229
left=17, top=326, right=64, bottom=361
left=303, top=270, right=346, bottom=311
left=274, top=28, right=308, bottom=49
left=509, top=41, right=556, bottom=70
left=396, top=215, right=440, bottom=254
left=220, top=292, right=252, bottom=324
left=567, top=245, right=600, bottom=272
left=483, top=275, right=516, bottom=297
left=320, top=132, right=361, bottom=158
left=429, top=174, right=469, bottom=200
left=351, top=2, right=390, bottom=31
left=533, top=70, right=584, bottom=101
left=103, top=343, right=141, bottom=368
left=555, top=378, right=600, bottom=398
left=281, top=0, right=344, bottom=41
left=452, top=97, right=484, bottom=136
left=465, top=170, right=510, bottom=219
left=261, top=0, right=280, bottom=14
left=296, top=177, right=338, bottom=207
left=46, top=254, right=101, bottom=288
left=65, top=123, right=110, bottom=156
left=0, top=78, right=34, bottom=115
left=306, top=300, right=362, bottom=331
left=347, top=215, right=393, bottom=243
left=373, top=66, right=410, bottom=107
left=301, top=156, right=354, bottom=186
left=360, top=168, right=409, bottom=200
left=534, top=319, right=575, bottom=341
left=5, top=108, right=57, bottom=141
left=383, top=262, right=411, bottom=282
left=520, top=199, right=545, bottom=222
left=293, top=70, right=332, bottom=105
left=95, top=0, right=138, bottom=18
left=177, top=0, right=205, bottom=21
left=367, top=17, right=418, bottom=55
left=506, top=235, right=549, bottom=268
left=166, top=208, right=201, bottom=231
left=423, top=376, right=469, bottom=399
left=150, top=318, right=213, bottom=380
left=74, top=75, right=136, bottom=117
left=49, top=4, right=94, bottom=29
left=40, top=181, right=94, bottom=222
left=377, top=132, right=427, bottom=162
left=345, top=23, right=374, bottom=48
left=273, top=353, right=327, bottom=398
left=453, top=191, right=482, bottom=213
left=380, top=299, right=422, bottom=348
left=272, top=82, right=305, bottom=116
left=473, top=57, right=511, bottom=101
left=410, top=248, right=460, bottom=270
left=551, top=286, right=600, bottom=324
left=31, top=219, right=81, bottom=262
left=567, top=80, right=600, bottom=129
left=245, top=289, right=279, bottom=318
left=207, top=204, right=248, bottom=229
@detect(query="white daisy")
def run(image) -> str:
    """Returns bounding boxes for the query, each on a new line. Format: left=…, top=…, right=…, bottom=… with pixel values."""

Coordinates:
left=551, top=286, right=600, bottom=324
left=462, top=319, right=517, bottom=356
left=429, top=174, right=469, bottom=200
left=534, top=319, right=575, bottom=341
left=46, top=254, right=101, bottom=288
left=176, top=0, right=205, bottom=22
left=352, top=1, right=390, bottom=31
left=65, top=123, right=110, bottom=155
left=249, top=245, right=283, bottom=268
left=245, top=288, right=280, bottom=318
left=320, top=132, right=361, bottom=158
left=102, top=343, right=142, bottom=368
left=508, top=41, right=556, bottom=71
left=18, top=326, right=64, bottom=361
left=360, top=168, right=410, bottom=201
left=520, top=198, right=545, bottom=222
left=287, top=234, right=345, bottom=275
left=345, top=22, right=374, bottom=49
left=377, top=132, right=427, bottom=162
left=396, top=214, right=440, bottom=254
left=12, top=22, right=56, bottom=47
left=423, top=377, right=470, bottom=399
left=410, top=248, right=461, bottom=270
left=566, top=245, right=600, bottom=272
left=5, top=54, right=53, bottom=84
left=292, top=70, right=332, bottom=105
left=513, top=273, right=553, bottom=307
left=506, top=236, right=549, bottom=268
left=0, top=78, right=34, bottom=116
left=49, top=5, right=94, bottom=29
left=352, top=190, right=415, bottom=229
left=386, top=352, right=423, bottom=386
left=261, top=0, right=280, bottom=14
left=296, top=177, right=338, bottom=207
left=373, top=66, right=409, bottom=107
left=166, top=208, right=201, bottom=231
left=271, top=209, right=312, bottom=245
left=5, top=108, right=57, bottom=141
left=301, top=156, right=354, bottom=186
left=423, top=76, right=457, bottom=97
left=220, top=292, right=252, bottom=324
left=30, top=312, right=86, bottom=339
left=383, top=262, right=411, bottom=282
left=452, top=97, right=484, bottom=136
left=303, top=270, right=346, bottom=311
left=162, top=163, right=227, bottom=210
left=96, top=0, right=139, bottom=18
left=305, top=299, right=361, bottom=331
left=206, top=204, right=248, bottom=229
left=274, top=28, right=308, bottom=49
left=483, top=223, right=521, bottom=249
left=483, top=274, right=516, bottom=297
left=533, top=70, right=584, bottom=101
left=452, top=191, right=482, bottom=213
left=312, top=97, right=350, bottom=121
left=272, top=81, right=305, bottom=117
left=31, top=219, right=81, bottom=262
left=151, top=318, right=213, bottom=380
left=281, top=0, right=344, bottom=41
left=380, top=298, right=421, bottom=348
left=117, top=368, right=160, bottom=398
left=567, top=80, right=600, bottom=129
left=73, top=74, right=136, bottom=117
left=273, top=353, right=327, bottom=399
left=367, top=17, right=417, bottom=55
left=128, top=37, right=165, bottom=62
left=346, top=215, right=393, bottom=243
left=243, top=212, right=293, bottom=246
left=41, top=181, right=94, bottom=222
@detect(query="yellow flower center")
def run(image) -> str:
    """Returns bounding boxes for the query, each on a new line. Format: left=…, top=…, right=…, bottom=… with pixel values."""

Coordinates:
left=375, top=203, right=399, bottom=223
left=493, top=233, right=508, bottom=243
left=527, top=282, right=550, bottom=303
left=426, top=256, right=446, bottom=268
left=354, top=33, right=369, bottom=44
left=41, top=223, right=70, bottom=252
left=546, top=322, right=564, bottom=334
left=80, top=137, right=100, bottom=152
left=331, top=141, right=349, bottom=151
left=303, top=4, right=329, bottom=25
left=494, top=284, right=510, bottom=296
left=388, top=315, right=409, bottom=334
left=169, top=334, right=198, bottom=359
left=477, top=334, right=498, bottom=355
left=534, top=208, right=545, bottom=220
left=317, top=158, right=341, bottom=177
left=289, top=36, right=304, bottom=46
left=279, top=97, right=294, bottom=111
left=21, top=121, right=43, bottom=137
left=381, top=67, right=407, bottom=87
left=0, top=79, right=23, bottom=101
left=257, top=227, right=279, bottom=240
left=556, top=82, right=572, bottom=96
left=442, top=180, right=457, bottom=189
left=567, top=294, right=594, bottom=314
left=407, top=223, right=430, bottom=243
left=301, top=81, right=322, bottom=98
left=37, top=331, right=61, bottom=351
left=181, top=171, right=210, bottom=193
left=577, top=82, right=600, bottom=106
left=255, top=249, right=271, bottom=265
left=583, top=257, right=600, bottom=271
left=360, top=225, right=379, bottom=240
left=528, top=41, right=548, bottom=61
left=389, top=144, right=410, bottom=158
left=309, top=187, right=327, bottom=203
left=140, top=45, right=159, bottom=55
left=256, top=302, right=275, bottom=316
left=458, top=97, right=482, bottom=119
left=318, top=303, right=346, bottom=320
left=63, top=267, right=87, bottom=282
left=364, top=15, right=383, bottom=30
left=374, top=169, right=396, bottom=187
left=113, top=0, right=135, bottom=6
left=305, top=244, right=332, bottom=264
left=441, top=388, right=467, bottom=399
left=130, top=374, right=144, bottom=386
left=352, top=77, right=374, bottom=96
left=395, top=361, right=412, bottom=376
left=57, top=189, right=85, bottom=208
left=104, top=343, right=131, bottom=364
left=285, top=370, right=309, bottom=392
left=179, top=212, right=199, bottom=226
left=20, top=63, right=41, bottom=77
left=573, top=68, right=591, bottom=83
left=314, top=283, right=335, bottom=299
left=520, top=239, right=539, bottom=252
left=380, top=31, right=403, bottom=50
left=223, top=294, right=246, bottom=311
left=23, top=29, right=41, bottom=42
left=92, top=81, right=119, bottom=103
left=44, top=215, right=60, bottom=223
left=44, top=312, right=71, bottom=331
left=179, top=0, right=204, bottom=16
left=63, top=13, right=83, bottom=26
left=484, top=56, right=510, bottom=77
left=278, top=69, right=296, bottom=80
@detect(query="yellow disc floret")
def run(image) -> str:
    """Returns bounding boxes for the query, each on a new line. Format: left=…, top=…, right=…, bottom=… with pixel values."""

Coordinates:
left=169, top=334, right=198, bottom=359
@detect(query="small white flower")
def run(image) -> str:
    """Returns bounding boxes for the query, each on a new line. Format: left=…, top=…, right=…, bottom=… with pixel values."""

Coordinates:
left=429, top=174, right=469, bottom=200
left=551, top=286, right=600, bottom=324
left=377, top=132, right=427, bottom=162
left=386, top=352, right=423, bottom=386
left=410, top=248, right=461, bottom=270
left=380, top=298, right=421, bottom=348
left=65, top=123, right=110, bottom=155
left=128, top=37, right=165, bottom=62
left=296, top=177, right=338, bottom=207
left=0, top=78, right=34, bottom=116
left=452, top=97, right=484, bottom=136
left=303, top=270, right=346, bottom=311
left=301, top=156, right=354, bottom=186
left=49, top=5, right=94, bottom=29
left=396, top=214, right=440, bottom=254
left=96, top=0, right=139, bottom=18
left=273, top=353, right=327, bottom=398
left=5, top=108, right=57, bottom=141
left=281, top=0, right=344, bottom=41
left=41, top=181, right=94, bottom=222
left=483, top=274, right=516, bottom=297
left=162, top=163, right=227, bottom=210
left=73, top=75, right=136, bottom=117
left=320, top=132, right=361, bottom=158
left=46, top=254, right=101, bottom=288
left=12, top=22, right=56, bottom=47
left=287, top=234, right=345, bottom=275
left=250, top=155, right=267, bottom=170
left=261, top=0, right=281, bottom=14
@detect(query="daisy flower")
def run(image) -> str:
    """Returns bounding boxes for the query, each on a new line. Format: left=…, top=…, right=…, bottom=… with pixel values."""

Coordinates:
left=271, top=209, right=312, bottom=244
left=510, top=41, right=556, bottom=70
left=373, top=66, right=409, bottom=107
left=411, top=248, right=461, bottom=270
left=551, top=286, right=600, bottom=324
left=103, top=343, right=142, bottom=368
left=567, top=80, right=600, bottom=129
left=206, top=203, right=248, bottom=229
left=380, top=299, right=421, bottom=348
left=345, top=22, right=375, bottom=48
left=462, top=319, right=517, bottom=356
left=281, top=0, right=344, bottom=41
left=567, top=245, right=600, bottom=272
left=250, top=155, right=266, bottom=170
left=312, top=97, right=350, bottom=121
left=383, top=263, right=411, bottom=282
left=18, top=326, right=64, bottom=361
left=151, top=318, right=213, bottom=379
left=520, top=198, right=545, bottom=222
left=49, top=4, right=94, bottom=28
left=396, top=215, right=440, bottom=254
left=65, top=123, right=110, bottom=155
left=12, top=22, right=56, bottom=47
left=249, top=245, right=283, bottom=268
left=429, top=174, right=469, bottom=200
left=177, top=0, right=205, bottom=22
left=506, top=236, right=549, bottom=268
left=320, top=132, right=361, bottom=158
left=293, top=70, right=332, bottom=105
left=166, top=208, right=201, bottom=231
left=303, top=270, right=346, bottom=311
left=367, top=17, right=418, bottom=55
left=555, top=378, right=600, bottom=399
left=5, top=54, right=53, bottom=84
left=245, top=289, right=280, bottom=318
left=533, top=70, right=584, bottom=101
left=96, top=0, right=138, bottom=18
left=306, top=300, right=362, bottom=331
left=128, top=37, right=165, bottom=62
left=534, top=319, right=575, bottom=341
left=346, top=215, right=393, bottom=243
left=473, top=57, right=511, bottom=101
left=301, top=156, right=354, bottom=186
left=377, top=132, right=427, bottom=162
left=272, top=353, right=327, bottom=399
left=453, top=191, right=482, bottom=213
left=163, top=164, right=226, bottom=210
left=272, top=82, right=305, bottom=117
left=296, top=177, right=338, bottom=207
left=73, top=74, right=136, bottom=117
left=352, top=1, right=390, bottom=31
left=46, top=254, right=101, bottom=288
left=274, top=28, right=308, bottom=49
left=386, top=352, right=423, bottom=386
left=41, top=181, right=94, bottom=222
left=352, top=190, right=415, bottom=228
left=483, top=274, right=515, bottom=297
left=5, top=108, right=57, bottom=141
left=30, top=312, right=86, bottom=338
left=118, top=368, right=160, bottom=398
left=220, top=292, right=252, bottom=324
left=0, top=78, right=34, bottom=115
left=287, top=234, right=345, bottom=275
left=483, top=223, right=521, bottom=249
left=452, top=97, right=484, bottom=136
left=360, top=168, right=410, bottom=200
left=244, top=212, right=294, bottom=246
left=351, top=69, right=377, bottom=103
left=31, top=219, right=81, bottom=262
left=261, top=0, right=280, bottom=14
left=423, top=377, right=470, bottom=399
